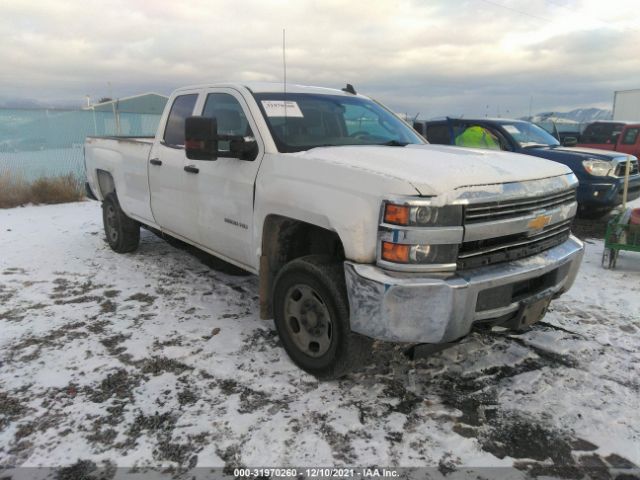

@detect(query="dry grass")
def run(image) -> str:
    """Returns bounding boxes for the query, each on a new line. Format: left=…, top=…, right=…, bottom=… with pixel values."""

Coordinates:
left=0, top=173, right=85, bottom=209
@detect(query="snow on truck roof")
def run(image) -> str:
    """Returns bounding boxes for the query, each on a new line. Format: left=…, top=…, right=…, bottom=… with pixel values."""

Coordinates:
left=174, top=82, right=365, bottom=97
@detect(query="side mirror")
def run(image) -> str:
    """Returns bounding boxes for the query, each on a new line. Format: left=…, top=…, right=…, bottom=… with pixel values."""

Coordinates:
left=229, top=136, right=258, bottom=161
left=185, top=116, right=218, bottom=160
left=562, top=136, right=577, bottom=147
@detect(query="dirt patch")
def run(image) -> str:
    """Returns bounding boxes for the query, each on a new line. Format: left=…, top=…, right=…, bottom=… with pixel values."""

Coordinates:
left=0, top=390, right=29, bottom=430
left=50, top=278, right=103, bottom=300
left=100, top=334, right=130, bottom=356
left=216, top=378, right=288, bottom=414
left=312, top=412, right=358, bottom=464
left=13, top=412, right=66, bottom=444
left=177, top=386, right=198, bottom=407
left=7, top=321, right=88, bottom=362
left=89, top=369, right=141, bottom=403
left=139, top=356, right=192, bottom=376
left=126, top=293, right=157, bottom=305
left=53, top=458, right=116, bottom=480
left=54, top=295, right=102, bottom=305
left=121, top=411, right=204, bottom=468
left=480, top=415, right=574, bottom=463
left=240, top=327, right=281, bottom=353
left=87, top=318, right=112, bottom=335
left=152, top=337, right=185, bottom=350
left=100, top=300, right=117, bottom=314
left=0, top=283, right=15, bottom=303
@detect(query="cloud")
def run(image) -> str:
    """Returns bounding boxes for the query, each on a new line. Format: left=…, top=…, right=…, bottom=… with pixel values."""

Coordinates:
left=1, top=0, right=639, bottom=116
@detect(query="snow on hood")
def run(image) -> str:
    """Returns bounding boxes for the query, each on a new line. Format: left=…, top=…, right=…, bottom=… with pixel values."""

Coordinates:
left=295, top=144, right=571, bottom=196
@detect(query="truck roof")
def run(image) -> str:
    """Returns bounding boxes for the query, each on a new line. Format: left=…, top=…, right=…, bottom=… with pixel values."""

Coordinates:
left=174, top=82, right=364, bottom=97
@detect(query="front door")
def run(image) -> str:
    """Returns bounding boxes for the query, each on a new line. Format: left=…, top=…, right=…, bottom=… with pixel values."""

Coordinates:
left=183, top=88, right=264, bottom=269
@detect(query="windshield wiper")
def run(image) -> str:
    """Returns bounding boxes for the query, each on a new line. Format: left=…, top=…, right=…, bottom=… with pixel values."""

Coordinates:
left=379, top=140, right=408, bottom=146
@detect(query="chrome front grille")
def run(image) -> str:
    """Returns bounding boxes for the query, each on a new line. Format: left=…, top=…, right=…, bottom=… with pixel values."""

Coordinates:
left=463, top=189, right=576, bottom=224
left=458, top=220, right=572, bottom=270
left=614, top=160, right=639, bottom=177
left=458, top=187, right=577, bottom=270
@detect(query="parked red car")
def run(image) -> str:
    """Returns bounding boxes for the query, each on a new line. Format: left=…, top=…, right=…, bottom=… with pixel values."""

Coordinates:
left=578, top=121, right=640, bottom=158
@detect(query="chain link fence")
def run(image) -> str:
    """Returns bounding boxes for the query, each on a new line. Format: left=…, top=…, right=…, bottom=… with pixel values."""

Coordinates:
left=0, top=108, right=161, bottom=184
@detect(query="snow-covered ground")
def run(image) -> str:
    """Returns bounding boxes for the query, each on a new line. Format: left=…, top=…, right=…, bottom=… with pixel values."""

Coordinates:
left=0, top=201, right=639, bottom=476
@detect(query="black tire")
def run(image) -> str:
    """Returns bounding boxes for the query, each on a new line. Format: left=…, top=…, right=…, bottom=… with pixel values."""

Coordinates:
left=102, top=192, right=140, bottom=253
left=577, top=206, right=613, bottom=220
left=272, top=255, right=372, bottom=379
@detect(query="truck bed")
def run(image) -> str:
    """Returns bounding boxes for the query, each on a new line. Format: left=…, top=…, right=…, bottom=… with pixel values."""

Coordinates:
left=84, top=136, right=155, bottom=224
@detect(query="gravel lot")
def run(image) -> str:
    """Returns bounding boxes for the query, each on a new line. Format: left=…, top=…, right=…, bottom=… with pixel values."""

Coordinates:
left=0, top=201, right=639, bottom=478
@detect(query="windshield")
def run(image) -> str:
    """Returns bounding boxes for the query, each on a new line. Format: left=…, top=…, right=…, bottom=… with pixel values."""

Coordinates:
left=252, top=93, right=425, bottom=152
left=501, top=122, right=560, bottom=148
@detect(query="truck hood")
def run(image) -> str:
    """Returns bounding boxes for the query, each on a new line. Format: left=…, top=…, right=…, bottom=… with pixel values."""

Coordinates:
left=294, top=144, right=571, bottom=196
left=529, top=145, right=633, bottom=161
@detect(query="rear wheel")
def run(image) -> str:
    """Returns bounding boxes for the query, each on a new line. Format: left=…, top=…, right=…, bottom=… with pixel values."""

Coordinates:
left=102, top=192, right=140, bottom=253
left=273, top=255, right=371, bottom=379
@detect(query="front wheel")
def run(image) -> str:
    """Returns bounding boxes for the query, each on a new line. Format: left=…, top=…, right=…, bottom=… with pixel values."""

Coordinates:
left=102, top=192, right=140, bottom=253
left=272, top=255, right=371, bottom=379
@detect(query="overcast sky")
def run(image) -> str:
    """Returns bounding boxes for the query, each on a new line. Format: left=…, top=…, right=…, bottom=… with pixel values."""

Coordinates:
left=1, top=0, right=639, bottom=117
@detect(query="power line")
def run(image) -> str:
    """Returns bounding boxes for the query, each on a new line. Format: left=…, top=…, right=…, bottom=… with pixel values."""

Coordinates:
left=477, top=0, right=553, bottom=23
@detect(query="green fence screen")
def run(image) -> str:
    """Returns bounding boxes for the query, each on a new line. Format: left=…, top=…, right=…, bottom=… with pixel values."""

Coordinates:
left=0, top=108, right=161, bottom=182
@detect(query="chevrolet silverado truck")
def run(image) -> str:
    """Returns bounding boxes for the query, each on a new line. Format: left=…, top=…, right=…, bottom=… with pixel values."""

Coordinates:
left=85, top=83, right=584, bottom=378
left=414, top=118, right=640, bottom=217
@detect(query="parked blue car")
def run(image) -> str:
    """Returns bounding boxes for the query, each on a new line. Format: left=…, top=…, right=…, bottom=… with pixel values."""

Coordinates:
left=414, top=118, right=640, bottom=216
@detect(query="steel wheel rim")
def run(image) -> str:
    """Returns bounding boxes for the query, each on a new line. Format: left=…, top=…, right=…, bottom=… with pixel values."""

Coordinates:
left=105, top=204, right=118, bottom=243
left=283, top=284, right=333, bottom=358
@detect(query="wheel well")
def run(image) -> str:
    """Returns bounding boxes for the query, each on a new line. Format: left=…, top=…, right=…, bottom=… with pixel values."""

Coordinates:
left=259, top=215, right=345, bottom=319
left=96, top=170, right=116, bottom=199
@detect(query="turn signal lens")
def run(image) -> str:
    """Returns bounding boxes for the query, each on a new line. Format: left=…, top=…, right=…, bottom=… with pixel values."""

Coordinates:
left=384, top=204, right=410, bottom=225
left=381, top=241, right=410, bottom=263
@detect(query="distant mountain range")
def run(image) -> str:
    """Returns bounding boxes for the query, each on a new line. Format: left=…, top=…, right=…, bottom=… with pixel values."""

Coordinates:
left=526, top=107, right=612, bottom=125
left=0, top=97, right=80, bottom=109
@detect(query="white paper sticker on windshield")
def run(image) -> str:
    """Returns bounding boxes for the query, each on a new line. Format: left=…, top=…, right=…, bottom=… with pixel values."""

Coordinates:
left=504, top=125, right=520, bottom=134
left=261, top=100, right=304, bottom=118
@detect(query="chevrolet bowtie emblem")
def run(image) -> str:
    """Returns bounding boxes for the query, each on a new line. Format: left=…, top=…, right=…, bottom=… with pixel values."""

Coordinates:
left=528, top=214, right=552, bottom=230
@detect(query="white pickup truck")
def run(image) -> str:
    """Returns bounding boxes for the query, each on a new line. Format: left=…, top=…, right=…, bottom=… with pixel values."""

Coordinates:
left=84, top=83, right=584, bottom=378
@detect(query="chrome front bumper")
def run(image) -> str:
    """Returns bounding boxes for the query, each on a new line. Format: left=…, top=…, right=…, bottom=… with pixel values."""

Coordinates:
left=344, top=235, right=584, bottom=344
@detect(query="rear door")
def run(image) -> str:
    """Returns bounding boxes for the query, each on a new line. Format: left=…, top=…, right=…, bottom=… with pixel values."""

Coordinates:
left=149, top=91, right=199, bottom=237
left=183, top=87, right=264, bottom=269
left=617, top=126, right=640, bottom=156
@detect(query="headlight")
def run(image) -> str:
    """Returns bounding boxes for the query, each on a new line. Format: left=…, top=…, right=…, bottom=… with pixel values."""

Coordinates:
left=583, top=159, right=612, bottom=176
left=383, top=203, right=462, bottom=226
left=381, top=241, right=458, bottom=265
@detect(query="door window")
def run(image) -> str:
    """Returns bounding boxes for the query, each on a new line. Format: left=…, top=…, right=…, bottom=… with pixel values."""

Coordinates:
left=203, top=93, right=253, bottom=153
left=163, top=94, right=198, bottom=147
left=454, top=124, right=502, bottom=150
left=425, top=124, right=451, bottom=144
left=581, top=123, right=625, bottom=144
left=621, top=128, right=639, bottom=145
